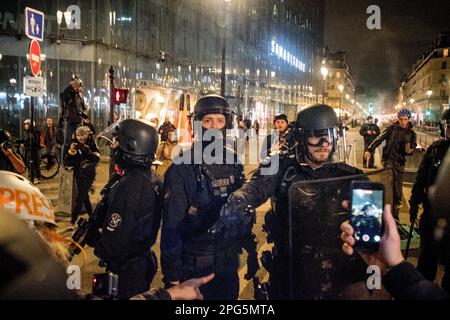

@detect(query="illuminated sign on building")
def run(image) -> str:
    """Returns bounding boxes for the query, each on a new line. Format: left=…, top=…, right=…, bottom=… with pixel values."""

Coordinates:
left=271, top=40, right=306, bottom=72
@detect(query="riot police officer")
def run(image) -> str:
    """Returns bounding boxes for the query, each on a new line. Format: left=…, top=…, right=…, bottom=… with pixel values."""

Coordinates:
left=160, top=94, right=246, bottom=300
left=94, top=119, right=162, bottom=300
left=409, top=108, right=450, bottom=294
left=213, top=104, right=366, bottom=299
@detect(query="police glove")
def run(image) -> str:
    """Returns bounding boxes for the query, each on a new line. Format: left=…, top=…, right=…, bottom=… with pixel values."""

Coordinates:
left=245, top=252, right=259, bottom=280
left=409, top=204, right=418, bottom=225
left=208, top=198, right=255, bottom=239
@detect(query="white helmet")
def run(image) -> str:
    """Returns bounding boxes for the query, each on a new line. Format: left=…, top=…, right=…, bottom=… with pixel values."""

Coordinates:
left=0, top=171, right=55, bottom=225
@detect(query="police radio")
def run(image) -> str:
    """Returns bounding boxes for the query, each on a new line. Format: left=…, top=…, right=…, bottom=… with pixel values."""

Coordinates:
left=91, top=272, right=119, bottom=300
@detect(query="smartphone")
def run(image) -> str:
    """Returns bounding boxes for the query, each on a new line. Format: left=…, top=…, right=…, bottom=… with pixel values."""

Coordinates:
left=350, top=181, right=385, bottom=252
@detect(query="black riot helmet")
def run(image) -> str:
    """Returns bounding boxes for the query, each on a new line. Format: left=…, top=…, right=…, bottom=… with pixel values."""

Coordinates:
left=193, top=94, right=236, bottom=130
left=295, top=104, right=339, bottom=161
left=113, top=119, right=159, bottom=167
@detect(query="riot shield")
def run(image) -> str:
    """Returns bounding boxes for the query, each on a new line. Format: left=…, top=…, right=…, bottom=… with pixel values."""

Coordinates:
left=285, top=168, right=394, bottom=299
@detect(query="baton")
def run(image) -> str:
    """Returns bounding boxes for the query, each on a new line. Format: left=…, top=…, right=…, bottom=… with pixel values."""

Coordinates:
left=405, top=220, right=415, bottom=260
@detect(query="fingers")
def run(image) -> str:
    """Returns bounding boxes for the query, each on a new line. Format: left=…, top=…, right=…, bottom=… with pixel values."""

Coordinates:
left=198, top=273, right=215, bottom=286
left=382, top=204, right=396, bottom=235
left=196, top=289, right=204, bottom=300
left=342, top=243, right=354, bottom=256
left=340, top=220, right=354, bottom=235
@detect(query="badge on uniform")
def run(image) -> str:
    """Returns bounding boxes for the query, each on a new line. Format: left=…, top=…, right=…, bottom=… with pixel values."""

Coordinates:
left=106, top=213, right=122, bottom=232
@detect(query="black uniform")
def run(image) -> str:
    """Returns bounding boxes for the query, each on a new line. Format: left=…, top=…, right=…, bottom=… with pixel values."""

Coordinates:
left=359, top=122, right=380, bottom=168
left=95, top=167, right=162, bottom=300
left=410, top=139, right=450, bottom=293
left=367, top=122, right=416, bottom=219
left=231, top=155, right=365, bottom=299
left=64, top=141, right=100, bottom=224
left=161, top=147, right=245, bottom=300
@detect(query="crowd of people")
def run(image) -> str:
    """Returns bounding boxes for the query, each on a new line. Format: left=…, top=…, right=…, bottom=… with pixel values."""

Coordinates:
left=1, top=81, right=449, bottom=301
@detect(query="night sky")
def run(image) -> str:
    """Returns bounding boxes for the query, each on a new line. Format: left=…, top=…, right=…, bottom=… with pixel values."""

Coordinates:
left=325, top=0, right=450, bottom=100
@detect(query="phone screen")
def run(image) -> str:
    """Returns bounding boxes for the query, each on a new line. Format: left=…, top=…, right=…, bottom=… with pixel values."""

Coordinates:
left=350, top=185, right=384, bottom=251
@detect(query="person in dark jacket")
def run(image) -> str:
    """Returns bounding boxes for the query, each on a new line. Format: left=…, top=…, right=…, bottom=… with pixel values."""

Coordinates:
left=94, top=119, right=163, bottom=300
left=409, top=109, right=450, bottom=294
left=158, top=116, right=177, bottom=142
left=260, top=113, right=289, bottom=160
left=64, top=126, right=100, bottom=224
left=365, top=108, right=417, bottom=220
left=23, top=119, right=42, bottom=184
left=359, top=115, right=380, bottom=168
left=214, top=104, right=366, bottom=299
left=60, top=77, right=88, bottom=157
left=160, top=95, right=246, bottom=300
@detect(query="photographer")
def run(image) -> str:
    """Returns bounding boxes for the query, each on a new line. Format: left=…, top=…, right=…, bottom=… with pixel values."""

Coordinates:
left=0, top=128, right=26, bottom=174
left=64, top=126, right=100, bottom=225
left=260, top=114, right=289, bottom=160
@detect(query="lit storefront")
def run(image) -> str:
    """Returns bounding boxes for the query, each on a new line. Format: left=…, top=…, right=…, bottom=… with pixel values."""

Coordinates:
left=0, top=0, right=324, bottom=138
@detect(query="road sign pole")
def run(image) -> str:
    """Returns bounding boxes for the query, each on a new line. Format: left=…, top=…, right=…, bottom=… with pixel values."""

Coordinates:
left=29, top=96, right=35, bottom=182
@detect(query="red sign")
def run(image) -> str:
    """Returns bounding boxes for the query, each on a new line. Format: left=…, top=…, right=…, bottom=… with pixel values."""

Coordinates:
left=113, top=88, right=129, bottom=104
left=29, top=39, right=41, bottom=77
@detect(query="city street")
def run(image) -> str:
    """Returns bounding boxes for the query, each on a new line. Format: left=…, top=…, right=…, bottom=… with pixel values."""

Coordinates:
left=2, top=0, right=450, bottom=304
left=34, top=127, right=441, bottom=299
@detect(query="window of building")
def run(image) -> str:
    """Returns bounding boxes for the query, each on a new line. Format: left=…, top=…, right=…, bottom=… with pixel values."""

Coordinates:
left=336, top=71, right=341, bottom=79
left=442, top=61, right=447, bottom=69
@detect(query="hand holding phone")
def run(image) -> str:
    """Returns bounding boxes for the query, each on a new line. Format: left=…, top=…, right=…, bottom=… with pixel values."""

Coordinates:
left=350, top=181, right=385, bottom=252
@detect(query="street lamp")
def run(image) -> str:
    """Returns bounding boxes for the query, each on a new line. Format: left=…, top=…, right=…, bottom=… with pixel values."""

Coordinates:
left=426, top=89, right=433, bottom=124
left=320, top=66, right=328, bottom=103
left=338, top=84, right=344, bottom=120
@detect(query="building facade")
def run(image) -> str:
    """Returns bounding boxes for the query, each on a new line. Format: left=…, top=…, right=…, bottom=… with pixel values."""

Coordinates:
left=0, top=0, right=325, bottom=138
left=402, top=32, right=450, bottom=125
left=321, top=51, right=356, bottom=120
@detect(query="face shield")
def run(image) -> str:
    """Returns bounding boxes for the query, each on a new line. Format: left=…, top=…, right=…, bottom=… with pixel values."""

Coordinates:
left=295, top=127, right=339, bottom=165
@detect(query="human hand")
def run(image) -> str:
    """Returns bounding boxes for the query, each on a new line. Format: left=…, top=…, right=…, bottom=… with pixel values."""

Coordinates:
left=340, top=202, right=404, bottom=275
left=167, top=274, right=214, bottom=300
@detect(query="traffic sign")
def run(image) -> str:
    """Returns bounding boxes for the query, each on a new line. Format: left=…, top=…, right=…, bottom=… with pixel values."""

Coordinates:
left=24, top=76, right=44, bottom=97
left=25, top=7, right=45, bottom=42
left=29, top=39, right=41, bottom=77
